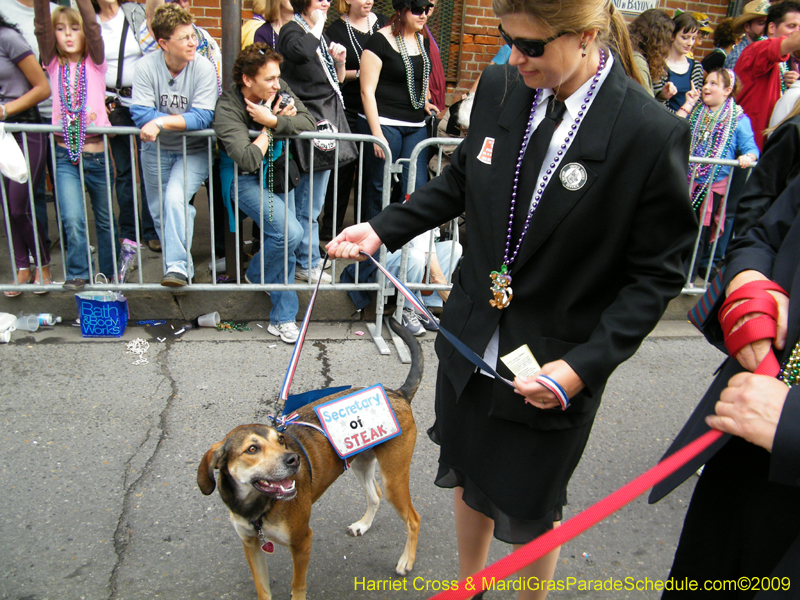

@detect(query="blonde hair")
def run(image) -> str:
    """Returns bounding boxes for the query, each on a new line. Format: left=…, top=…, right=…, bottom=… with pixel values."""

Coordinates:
left=491, top=0, right=644, bottom=87
left=152, top=4, right=193, bottom=42
left=265, top=0, right=284, bottom=22
left=252, top=0, right=268, bottom=15
left=337, top=0, right=350, bottom=14
left=52, top=6, right=85, bottom=60
left=764, top=95, right=800, bottom=138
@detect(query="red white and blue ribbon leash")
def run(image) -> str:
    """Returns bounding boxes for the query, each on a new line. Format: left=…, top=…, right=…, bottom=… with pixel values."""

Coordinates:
left=279, top=256, right=331, bottom=402
left=360, top=251, right=572, bottom=408
left=280, top=251, right=574, bottom=408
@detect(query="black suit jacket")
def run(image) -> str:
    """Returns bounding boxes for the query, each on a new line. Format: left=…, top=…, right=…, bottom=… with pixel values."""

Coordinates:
left=371, top=59, right=697, bottom=430
left=652, top=171, right=800, bottom=590
left=734, top=115, right=800, bottom=239
left=652, top=173, right=800, bottom=502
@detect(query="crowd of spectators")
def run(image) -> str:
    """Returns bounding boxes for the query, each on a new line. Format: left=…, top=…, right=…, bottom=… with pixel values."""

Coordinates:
left=3, top=0, right=800, bottom=593
left=4, top=0, right=800, bottom=341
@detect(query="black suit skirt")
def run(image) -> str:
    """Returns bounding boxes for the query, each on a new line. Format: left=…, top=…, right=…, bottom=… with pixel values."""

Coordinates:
left=428, top=367, right=595, bottom=544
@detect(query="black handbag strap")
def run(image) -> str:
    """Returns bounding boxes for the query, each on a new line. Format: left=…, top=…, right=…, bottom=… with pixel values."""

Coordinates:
left=115, top=16, right=130, bottom=91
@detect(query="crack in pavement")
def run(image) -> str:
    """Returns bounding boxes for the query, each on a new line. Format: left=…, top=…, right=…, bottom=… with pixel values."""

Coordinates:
left=312, top=341, right=334, bottom=388
left=108, top=344, right=177, bottom=599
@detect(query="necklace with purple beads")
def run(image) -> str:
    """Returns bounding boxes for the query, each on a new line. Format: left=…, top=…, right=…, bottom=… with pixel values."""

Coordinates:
left=59, top=60, right=88, bottom=164
left=490, top=50, right=606, bottom=310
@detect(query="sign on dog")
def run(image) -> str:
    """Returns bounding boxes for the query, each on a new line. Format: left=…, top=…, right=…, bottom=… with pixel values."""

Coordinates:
left=314, top=385, right=401, bottom=459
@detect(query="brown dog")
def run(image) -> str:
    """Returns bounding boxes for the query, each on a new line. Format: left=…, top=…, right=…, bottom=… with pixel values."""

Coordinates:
left=198, top=318, right=424, bottom=600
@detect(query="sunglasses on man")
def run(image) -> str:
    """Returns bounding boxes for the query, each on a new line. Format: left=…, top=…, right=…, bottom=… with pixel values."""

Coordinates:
left=409, top=4, right=432, bottom=15
left=498, top=24, right=567, bottom=58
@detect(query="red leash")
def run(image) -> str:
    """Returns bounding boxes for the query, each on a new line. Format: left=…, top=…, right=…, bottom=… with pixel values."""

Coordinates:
left=428, top=429, right=724, bottom=600
left=428, top=280, right=787, bottom=600
left=719, top=280, right=786, bottom=376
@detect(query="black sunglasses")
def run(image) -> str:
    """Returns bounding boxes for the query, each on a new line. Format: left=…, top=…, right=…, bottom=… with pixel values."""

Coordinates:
left=498, top=24, right=567, bottom=58
left=409, top=5, right=432, bottom=15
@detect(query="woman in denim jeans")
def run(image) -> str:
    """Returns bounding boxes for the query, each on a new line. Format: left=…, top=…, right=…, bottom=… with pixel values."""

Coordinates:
left=130, top=3, right=218, bottom=286
left=276, top=0, right=348, bottom=284
left=34, top=0, right=119, bottom=290
left=214, top=45, right=315, bottom=344
left=358, top=0, right=438, bottom=221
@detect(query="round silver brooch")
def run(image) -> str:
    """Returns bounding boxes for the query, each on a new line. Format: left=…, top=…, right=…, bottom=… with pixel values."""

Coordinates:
left=559, top=163, right=587, bottom=191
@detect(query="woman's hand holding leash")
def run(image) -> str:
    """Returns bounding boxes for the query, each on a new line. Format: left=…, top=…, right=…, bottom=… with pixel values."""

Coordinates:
left=325, top=223, right=382, bottom=260
left=707, top=372, right=788, bottom=452
left=513, top=360, right=585, bottom=410
left=725, top=270, right=789, bottom=372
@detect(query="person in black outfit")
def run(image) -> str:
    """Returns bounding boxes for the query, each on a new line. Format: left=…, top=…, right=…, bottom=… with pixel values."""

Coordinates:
left=657, top=173, right=800, bottom=599
left=322, top=0, right=386, bottom=236
left=327, top=0, right=696, bottom=595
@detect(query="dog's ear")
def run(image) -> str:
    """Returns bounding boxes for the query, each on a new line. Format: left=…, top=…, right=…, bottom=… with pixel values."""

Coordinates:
left=197, top=441, right=226, bottom=495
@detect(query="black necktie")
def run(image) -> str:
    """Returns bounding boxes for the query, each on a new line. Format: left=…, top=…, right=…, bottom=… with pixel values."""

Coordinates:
left=511, top=97, right=568, bottom=244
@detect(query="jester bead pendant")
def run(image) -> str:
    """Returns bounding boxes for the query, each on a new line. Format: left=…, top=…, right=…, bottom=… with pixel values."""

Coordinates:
left=489, top=265, right=513, bottom=309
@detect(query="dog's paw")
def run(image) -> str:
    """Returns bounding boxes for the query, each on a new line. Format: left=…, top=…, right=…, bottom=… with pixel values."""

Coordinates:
left=346, top=521, right=371, bottom=537
left=395, top=560, right=412, bottom=576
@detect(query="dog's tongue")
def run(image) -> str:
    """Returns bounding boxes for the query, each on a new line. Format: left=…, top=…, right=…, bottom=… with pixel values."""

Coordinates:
left=255, top=478, right=296, bottom=496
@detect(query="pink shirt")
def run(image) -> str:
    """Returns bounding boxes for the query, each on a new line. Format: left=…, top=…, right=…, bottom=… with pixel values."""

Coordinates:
left=45, top=56, right=110, bottom=135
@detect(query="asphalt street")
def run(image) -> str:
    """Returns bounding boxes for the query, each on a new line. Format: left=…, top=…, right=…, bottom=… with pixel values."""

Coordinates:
left=0, top=320, right=725, bottom=600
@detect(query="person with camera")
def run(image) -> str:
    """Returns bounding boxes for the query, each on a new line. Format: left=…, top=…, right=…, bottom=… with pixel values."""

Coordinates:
left=214, top=44, right=315, bottom=344
left=94, top=0, right=160, bottom=251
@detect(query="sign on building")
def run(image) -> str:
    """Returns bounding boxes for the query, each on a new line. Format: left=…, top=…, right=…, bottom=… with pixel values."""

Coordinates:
left=612, top=0, right=659, bottom=13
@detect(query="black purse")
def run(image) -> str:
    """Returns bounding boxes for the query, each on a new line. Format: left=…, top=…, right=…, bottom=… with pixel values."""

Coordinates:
left=106, top=17, right=130, bottom=127
left=292, top=91, right=358, bottom=173
left=271, top=152, right=301, bottom=193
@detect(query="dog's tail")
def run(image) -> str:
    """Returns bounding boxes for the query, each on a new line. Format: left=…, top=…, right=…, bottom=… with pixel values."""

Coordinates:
left=388, top=314, right=424, bottom=403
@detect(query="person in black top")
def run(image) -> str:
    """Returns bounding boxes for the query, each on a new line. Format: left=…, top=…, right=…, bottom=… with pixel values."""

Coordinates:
left=358, top=0, right=437, bottom=221
left=701, top=18, right=738, bottom=73
left=276, top=0, right=347, bottom=284
left=322, top=0, right=386, bottom=234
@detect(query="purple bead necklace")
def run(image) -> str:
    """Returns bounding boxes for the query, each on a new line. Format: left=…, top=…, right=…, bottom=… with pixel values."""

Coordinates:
left=502, top=50, right=606, bottom=272
left=59, top=60, right=88, bottom=164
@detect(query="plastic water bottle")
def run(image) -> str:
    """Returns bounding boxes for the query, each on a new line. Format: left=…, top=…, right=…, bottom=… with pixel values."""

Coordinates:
left=37, top=313, right=62, bottom=327
left=0, top=312, right=15, bottom=330
left=117, top=239, right=137, bottom=283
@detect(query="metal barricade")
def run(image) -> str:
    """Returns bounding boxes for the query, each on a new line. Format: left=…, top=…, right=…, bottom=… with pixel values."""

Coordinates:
left=404, top=137, right=759, bottom=301
left=0, top=124, right=405, bottom=352
left=684, top=156, right=755, bottom=295
left=0, top=122, right=759, bottom=354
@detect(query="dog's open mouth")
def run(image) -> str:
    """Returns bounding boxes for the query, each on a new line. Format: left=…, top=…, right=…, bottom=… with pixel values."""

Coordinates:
left=253, top=478, right=297, bottom=500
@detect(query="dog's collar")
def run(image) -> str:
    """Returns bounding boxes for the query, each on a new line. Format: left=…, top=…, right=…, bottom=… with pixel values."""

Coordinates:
left=269, top=413, right=351, bottom=473
left=270, top=412, right=326, bottom=437
left=284, top=429, right=314, bottom=484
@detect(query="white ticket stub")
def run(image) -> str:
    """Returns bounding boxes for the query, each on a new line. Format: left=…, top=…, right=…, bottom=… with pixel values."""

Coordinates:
left=500, top=345, right=541, bottom=379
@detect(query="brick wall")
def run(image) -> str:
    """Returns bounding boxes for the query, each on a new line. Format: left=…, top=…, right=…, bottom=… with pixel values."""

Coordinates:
left=190, top=0, right=733, bottom=103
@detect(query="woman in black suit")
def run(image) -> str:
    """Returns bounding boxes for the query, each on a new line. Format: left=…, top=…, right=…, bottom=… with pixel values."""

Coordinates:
left=655, top=172, right=800, bottom=599
left=327, top=0, right=697, bottom=594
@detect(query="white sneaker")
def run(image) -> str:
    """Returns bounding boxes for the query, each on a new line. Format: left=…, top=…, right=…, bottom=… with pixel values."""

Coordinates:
left=295, top=266, right=331, bottom=283
left=401, top=307, right=425, bottom=336
left=268, top=321, right=300, bottom=344
left=317, top=257, right=331, bottom=270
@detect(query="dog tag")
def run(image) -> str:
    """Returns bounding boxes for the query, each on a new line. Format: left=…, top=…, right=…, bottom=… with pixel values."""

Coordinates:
left=261, top=541, right=274, bottom=553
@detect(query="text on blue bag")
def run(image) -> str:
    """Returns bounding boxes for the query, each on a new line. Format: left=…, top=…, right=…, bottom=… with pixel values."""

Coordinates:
left=314, top=384, right=401, bottom=459
left=75, top=292, right=129, bottom=338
